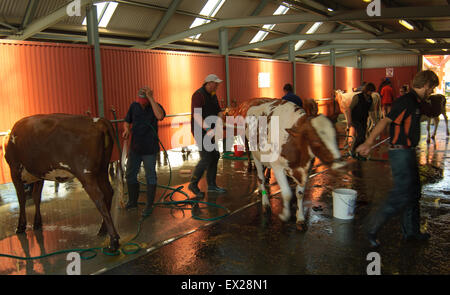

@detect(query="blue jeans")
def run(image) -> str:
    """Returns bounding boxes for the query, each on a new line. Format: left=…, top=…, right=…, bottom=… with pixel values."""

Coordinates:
left=125, top=149, right=157, bottom=185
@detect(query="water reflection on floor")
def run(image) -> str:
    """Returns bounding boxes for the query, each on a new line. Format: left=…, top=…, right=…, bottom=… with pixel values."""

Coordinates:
left=0, top=118, right=449, bottom=275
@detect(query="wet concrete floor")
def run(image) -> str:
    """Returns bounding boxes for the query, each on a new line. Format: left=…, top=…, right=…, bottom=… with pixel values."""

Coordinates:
left=0, top=115, right=449, bottom=275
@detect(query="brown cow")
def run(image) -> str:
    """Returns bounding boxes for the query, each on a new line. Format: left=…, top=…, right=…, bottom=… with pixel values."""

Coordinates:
left=5, top=114, right=120, bottom=252
left=423, top=94, right=449, bottom=143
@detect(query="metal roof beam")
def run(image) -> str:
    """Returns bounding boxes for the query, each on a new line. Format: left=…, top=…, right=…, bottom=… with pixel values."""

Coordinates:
left=228, top=0, right=271, bottom=48
left=272, top=24, right=307, bottom=59
left=309, top=49, right=415, bottom=62
left=7, top=0, right=93, bottom=40
left=145, top=0, right=183, bottom=45
left=143, top=6, right=450, bottom=49
left=21, top=0, right=39, bottom=29
left=231, top=31, right=450, bottom=54
left=230, top=32, right=373, bottom=53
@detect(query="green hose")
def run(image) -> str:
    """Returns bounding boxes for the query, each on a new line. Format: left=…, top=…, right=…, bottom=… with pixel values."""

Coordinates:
left=0, top=114, right=231, bottom=262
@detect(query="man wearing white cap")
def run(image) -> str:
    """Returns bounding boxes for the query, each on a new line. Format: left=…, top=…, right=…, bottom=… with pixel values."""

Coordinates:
left=189, top=74, right=227, bottom=198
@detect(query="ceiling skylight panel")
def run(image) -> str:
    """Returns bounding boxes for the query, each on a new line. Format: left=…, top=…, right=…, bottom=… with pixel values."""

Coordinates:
left=249, top=3, right=290, bottom=44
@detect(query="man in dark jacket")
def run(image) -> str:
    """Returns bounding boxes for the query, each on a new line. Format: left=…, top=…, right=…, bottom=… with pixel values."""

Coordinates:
left=281, top=83, right=303, bottom=108
left=357, top=70, right=439, bottom=247
left=122, top=87, right=166, bottom=217
left=348, top=82, right=376, bottom=159
left=189, top=74, right=227, bottom=198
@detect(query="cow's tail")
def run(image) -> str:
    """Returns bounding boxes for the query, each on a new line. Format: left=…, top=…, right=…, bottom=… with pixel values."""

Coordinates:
left=103, top=118, right=126, bottom=208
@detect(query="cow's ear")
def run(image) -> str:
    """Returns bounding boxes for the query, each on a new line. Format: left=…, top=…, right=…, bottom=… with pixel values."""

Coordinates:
left=285, top=128, right=300, bottom=137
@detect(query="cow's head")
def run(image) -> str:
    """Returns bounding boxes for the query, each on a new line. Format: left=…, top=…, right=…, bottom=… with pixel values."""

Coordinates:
left=285, top=115, right=344, bottom=170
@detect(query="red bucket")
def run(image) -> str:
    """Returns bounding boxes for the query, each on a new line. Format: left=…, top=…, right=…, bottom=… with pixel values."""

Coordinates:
left=233, top=145, right=245, bottom=157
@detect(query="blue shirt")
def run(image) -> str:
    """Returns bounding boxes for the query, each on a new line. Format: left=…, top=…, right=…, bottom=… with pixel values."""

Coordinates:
left=282, top=92, right=303, bottom=108
left=124, top=101, right=165, bottom=155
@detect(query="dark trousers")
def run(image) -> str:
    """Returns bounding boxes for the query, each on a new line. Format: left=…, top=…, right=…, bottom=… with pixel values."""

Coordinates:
left=191, top=148, right=220, bottom=186
left=368, top=148, right=422, bottom=236
left=126, top=149, right=157, bottom=185
left=351, top=121, right=367, bottom=154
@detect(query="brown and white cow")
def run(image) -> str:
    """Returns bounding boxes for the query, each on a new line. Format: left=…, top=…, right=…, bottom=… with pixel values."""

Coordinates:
left=231, top=98, right=344, bottom=229
left=5, top=114, right=121, bottom=252
left=422, top=94, right=449, bottom=143
left=335, top=90, right=382, bottom=131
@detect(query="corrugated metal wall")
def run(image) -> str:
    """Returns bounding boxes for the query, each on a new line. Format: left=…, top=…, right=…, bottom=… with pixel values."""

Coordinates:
left=101, top=47, right=226, bottom=155
left=0, top=40, right=97, bottom=184
left=363, top=66, right=418, bottom=96
left=336, top=66, right=361, bottom=92
left=229, top=56, right=292, bottom=105
left=361, top=54, right=418, bottom=68
left=0, top=40, right=362, bottom=184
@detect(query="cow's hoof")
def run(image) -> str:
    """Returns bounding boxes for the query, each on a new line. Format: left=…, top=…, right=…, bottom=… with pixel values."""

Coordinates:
left=16, top=225, right=26, bottom=234
left=431, top=135, right=436, bottom=141
left=262, top=205, right=271, bottom=216
left=97, top=226, right=107, bottom=236
left=296, top=222, right=307, bottom=232
left=109, top=237, right=120, bottom=253
left=427, top=138, right=430, bottom=144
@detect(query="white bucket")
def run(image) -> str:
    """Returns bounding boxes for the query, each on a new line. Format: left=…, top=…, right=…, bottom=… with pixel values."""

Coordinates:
left=332, top=188, right=357, bottom=220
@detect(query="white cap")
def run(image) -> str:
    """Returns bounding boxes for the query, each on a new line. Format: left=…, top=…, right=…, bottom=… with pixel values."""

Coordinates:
left=204, top=74, right=223, bottom=83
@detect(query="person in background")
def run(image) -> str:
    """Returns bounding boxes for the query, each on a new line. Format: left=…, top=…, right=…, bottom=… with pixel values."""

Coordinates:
left=348, top=82, right=376, bottom=160
left=380, top=79, right=394, bottom=117
left=281, top=83, right=303, bottom=108
left=122, top=86, right=166, bottom=217
left=398, top=85, right=408, bottom=98
left=355, top=81, right=367, bottom=92
left=189, top=74, right=227, bottom=198
left=356, top=70, right=439, bottom=248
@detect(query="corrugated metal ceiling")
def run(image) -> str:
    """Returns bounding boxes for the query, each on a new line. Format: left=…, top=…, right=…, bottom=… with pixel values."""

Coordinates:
left=0, top=0, right=448, bottom=59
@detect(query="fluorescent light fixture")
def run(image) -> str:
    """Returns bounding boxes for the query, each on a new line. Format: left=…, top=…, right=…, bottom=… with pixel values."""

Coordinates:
left=250, top=4, right=289, bottom=44
left=295, top=22, right=323, bottom=51
left=443, top=49, right=448, bottom=51
left=399, top=20, right=414, bottom=30
left=363, top=0, right=372, bottom=2
left=82, top=2, right=117, bottom=28
left=426, top=39, right=436, bottom=44
left=189, top=0, right=226, bottom=40
left=98, top=2, right=118, bottom=28
left=327, top=8, right=334, bottom=12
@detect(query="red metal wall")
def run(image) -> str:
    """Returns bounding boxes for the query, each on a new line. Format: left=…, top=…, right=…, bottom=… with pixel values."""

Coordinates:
left=229, top=56, right=292, bottom=105
left=0, top=40, right=97, bottom=184
left=336, top=66, right=362, bottom=92
left=0, top=40, right=364, bottom=184
left=101, top=47, right=226, bottom=156
left=363, top=66, right=418, bottom=96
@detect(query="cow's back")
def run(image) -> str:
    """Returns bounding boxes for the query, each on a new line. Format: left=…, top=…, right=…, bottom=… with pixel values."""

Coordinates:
left=246, top=99, right=306, bottom=165
left=5, top=114, right=114, bottom=179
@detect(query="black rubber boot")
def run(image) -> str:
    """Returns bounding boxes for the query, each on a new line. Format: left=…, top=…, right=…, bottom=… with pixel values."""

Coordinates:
left=366, top=210, right=390, bottom=248
left=188, top=176, right=205, bottom=199
left=125, top=183, right=139, bottom=210
left=142, top=184, right=156, bottom=217
left=401, top=202, right=431, bottom=241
